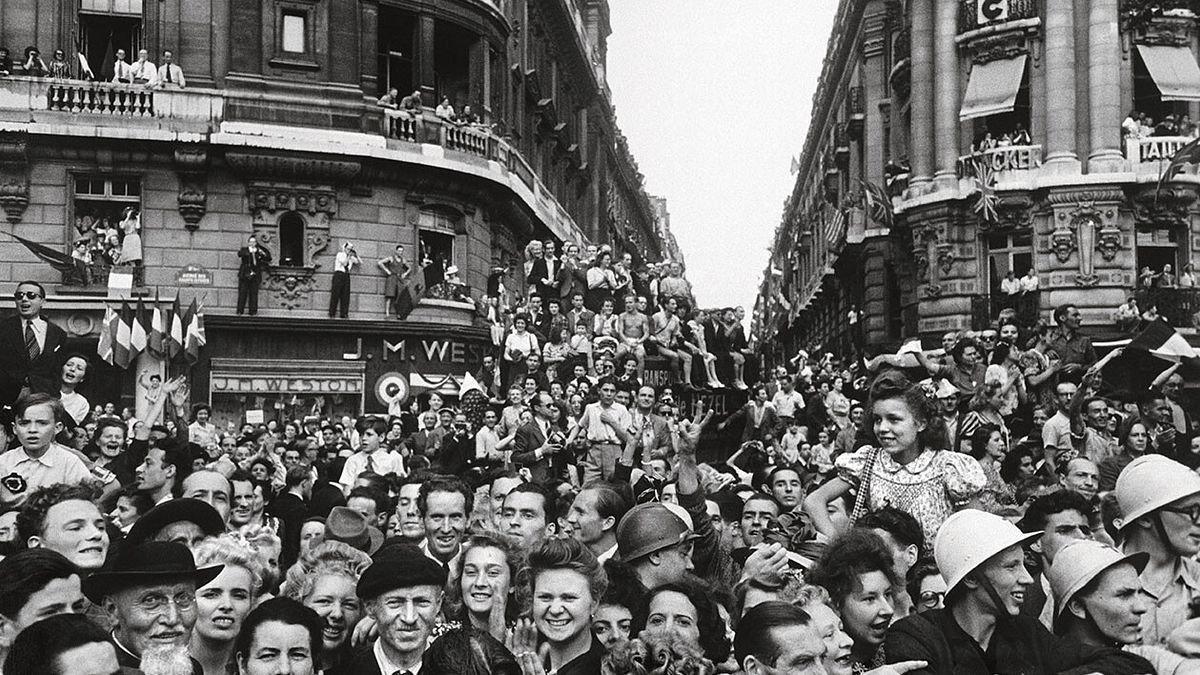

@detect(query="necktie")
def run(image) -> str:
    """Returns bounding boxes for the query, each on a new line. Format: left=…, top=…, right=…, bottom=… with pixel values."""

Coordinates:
left=165, top=67, right=172, bottom=83
left=366, top=454, right=376, bottom=474
left=24, top=322, right=39, bottom=361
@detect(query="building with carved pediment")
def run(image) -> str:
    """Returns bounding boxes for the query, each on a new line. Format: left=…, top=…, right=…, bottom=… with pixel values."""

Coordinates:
left=0, top=0, right=671, bottom=420
left=753, top=0, right=1200, bottom=368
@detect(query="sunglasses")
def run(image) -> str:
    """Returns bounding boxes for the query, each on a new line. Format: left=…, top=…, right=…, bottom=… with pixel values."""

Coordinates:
left=14, top=292, right=42, bottom=300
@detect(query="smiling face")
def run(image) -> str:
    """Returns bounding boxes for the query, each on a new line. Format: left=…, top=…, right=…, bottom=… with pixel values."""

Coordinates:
left=806, top=600, right=854, bottom=675
left=422, top=491, right=467, bottom=562
left=31, top=499, right=109, bottom=571
left=839, top=570, right=894, bottom=650
left=460, top=545, right=511, bottom=619
left=371, top=585, right=442, bottom=660
left=194, top=565, right=254, bottom=643
left=975, top=545, right=1032, bottom=617
left=304, top=573, right=362, bottom=653
left=532, top=568, right=595, bottom=646
left=872, top=397, right=924, bottom=463
left=107, top=580, right=198, bottom=655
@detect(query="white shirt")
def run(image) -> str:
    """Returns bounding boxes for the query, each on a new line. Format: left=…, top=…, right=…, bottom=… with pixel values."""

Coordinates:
left=597, top=543, right=618, bottom=563
left=373, top=636, right=422, bottom=675
left=22, top=317, right=46, bottom=352
left=130, top=59, right=158, bottom=85
left=111, top=59, right=132, bottom=83
left=0, top=443, right=92, bottom=499
left=334, top=250, right=360, bottom=273
left=157, top=63, right=185, bottom=87
left=579, top=402, right=630, bottom=444
left=1001, top=277, right=1021, bottom=295
left=771, top=390, right=805, bottom=418
left=338, top=450, right=406, bottom=488
left=1020, top=274, right=1040, bottom=292
left=419, top=538, right=460, bottom=574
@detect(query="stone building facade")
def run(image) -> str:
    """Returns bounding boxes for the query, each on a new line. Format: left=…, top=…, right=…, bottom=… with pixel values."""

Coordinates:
left=0, top=0, right=673, bottom=420
left=753, top=0, right=1200, bottom=368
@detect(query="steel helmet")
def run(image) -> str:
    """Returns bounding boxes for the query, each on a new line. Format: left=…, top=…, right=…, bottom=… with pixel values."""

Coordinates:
left=1046, top=539, right=1148, bottom=630
left=616, top=503, right=698, bottom=562
left=935, top=509, right=1040, bottom=594
left=1114, top=455, right=1200, bottom=531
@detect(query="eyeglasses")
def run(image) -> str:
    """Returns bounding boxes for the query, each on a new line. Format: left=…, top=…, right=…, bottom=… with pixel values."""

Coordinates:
left=135, top=591, right=196, bottom=613
left=1161, top=504, right=1200, bottom=524
left=14, top=292, right=41, bottom=300
left=918, top=590, right=945, bottom=606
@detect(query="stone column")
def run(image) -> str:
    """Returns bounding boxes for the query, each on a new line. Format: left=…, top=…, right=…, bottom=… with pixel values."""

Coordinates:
left=1088, top=0, right=1124, bottom=172
left=1043, top=1, right=1080, bottom=172
left=417, top=14, right=437, bottom=101
left=909, top=0, right=935, bottom=192
left=932, top=0, right=960, bottom=189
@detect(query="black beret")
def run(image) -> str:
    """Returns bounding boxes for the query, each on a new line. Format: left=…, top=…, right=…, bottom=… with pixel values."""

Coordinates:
left=356, top=543, right=447, bottom=600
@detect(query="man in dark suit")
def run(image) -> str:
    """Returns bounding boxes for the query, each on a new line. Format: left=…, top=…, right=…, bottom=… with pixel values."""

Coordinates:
left=436, top=412, right=474, bottom=476
left=347, top=543, right=446, bottom=675
left=0, top=281, right=67, bottom=408
left=511, top=391, right=565, bottom=483
left=236, top=235, right=272, bottom=315
left=405, top=411, right=444, bottom=459
left=266, top=465, right=312, bottom=568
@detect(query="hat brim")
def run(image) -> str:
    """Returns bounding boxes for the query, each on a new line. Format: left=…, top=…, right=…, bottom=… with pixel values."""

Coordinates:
left=621, top=530, right=698, bottom=563
left=83, top=563, right=224, bottom=604
left=944, top=531, right=1042, bottom=595
left=125, top=499, right=227, bottom=548
left=1052, top=550, right=1150, bottom=630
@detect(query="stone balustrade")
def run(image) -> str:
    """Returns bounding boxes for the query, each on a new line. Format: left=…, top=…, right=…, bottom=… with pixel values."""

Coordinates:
left=956, top=144, right=1043, bottom=178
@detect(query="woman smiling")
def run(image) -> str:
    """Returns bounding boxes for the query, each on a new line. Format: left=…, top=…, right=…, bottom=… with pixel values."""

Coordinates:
left=518, top=538, right=607, bottom=675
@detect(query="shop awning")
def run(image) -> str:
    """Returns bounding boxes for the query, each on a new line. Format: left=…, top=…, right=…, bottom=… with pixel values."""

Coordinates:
left=1137, top=44, right=1200, bottom=102
left=959, top=54, right=1028, bottom=121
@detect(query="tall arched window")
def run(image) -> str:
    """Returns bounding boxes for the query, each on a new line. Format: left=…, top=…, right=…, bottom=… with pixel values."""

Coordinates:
left=278, top=211, right=306, bottom=267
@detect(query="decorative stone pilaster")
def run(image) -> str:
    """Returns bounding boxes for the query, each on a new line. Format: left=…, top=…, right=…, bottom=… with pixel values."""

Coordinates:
left=0, top=133, right=29, bottom=224
left=174, top=147, right=209, bottom=230
left=1046, top=190, right=1126, bottom=287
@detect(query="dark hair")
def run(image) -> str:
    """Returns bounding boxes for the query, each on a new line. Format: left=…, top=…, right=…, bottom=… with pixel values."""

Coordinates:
left=858, top=507, right=925, bottom=558
left=733, top=602, right=811, bottom=668
left=418, top=476, right=474, bottom=517
left=505, top=482, right=558, bottom=524
left=950, top=337, right=981, bottom=363
left=524, top=537, right=607, bottom=603
left=999, top=442, right=1038, bottom=484
left=1019, top=489, right=1092, bottom=534
left=968, top=424, right=1001, bottom=460
left=234, top=597, right=323, bottom=667
left=5, top=613, right=110, bottom=675
left=1053, top=303, right=1076, bottom=324
left=12, top=281, right=46, bottom=298
left=355, top=415, right=389, bottom=436
left=348, top=486, right=392, bottom=518
left=0, top=549, right=78, bottom=619
left=708, top=490, right=743, bottom=523
left=904, top=557, right=941, bottom=612
left=422, top=627, right=520, bottom=675
left=14, top=393, right=63, bottom=425
left=600, top=558, right=645, bottom=617
left=17, top=483, right=102, bottom=543
left=808, top=529, right=900, bottom=608
left=581, top=482, right=633, bottom=528
left=633, top=580, right=731, bottom=663
left=865, top=371, right=948, bottom=453
left=742, top=492, right=782, bottom=515
left=283, top=465, right=311, bottom=489
left=90, top=419, right=126, bottom=446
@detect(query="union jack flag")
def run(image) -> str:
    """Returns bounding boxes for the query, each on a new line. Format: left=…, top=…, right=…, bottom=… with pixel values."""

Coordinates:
left=973, top=161, right=999, bottom=223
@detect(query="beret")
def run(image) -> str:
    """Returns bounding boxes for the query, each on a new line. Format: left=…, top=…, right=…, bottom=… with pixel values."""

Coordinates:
left=356, top=543, right=447, bottom=600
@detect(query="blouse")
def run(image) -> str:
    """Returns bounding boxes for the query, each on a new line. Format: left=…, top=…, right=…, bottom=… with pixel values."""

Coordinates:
left=503, top=331, right=538, bottom=362
left=836, top=447, right=986, bottom=550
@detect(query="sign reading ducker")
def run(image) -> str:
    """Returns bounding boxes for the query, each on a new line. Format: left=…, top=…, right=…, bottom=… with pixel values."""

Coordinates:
left=211, top=375, right=363, bottom=394
left=176, top=264, right=214, bottom=286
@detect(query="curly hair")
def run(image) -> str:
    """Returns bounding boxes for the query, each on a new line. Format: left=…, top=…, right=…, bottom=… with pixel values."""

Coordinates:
left=193, top=533, right=264, bottom=595
left=282, top=541, right=373, bottom=602
left=807, top=528, right=900, bottom=608
left=17, top=482, right=103, bottom=543
left=865, top=371, right=949, bottom=453
left=522, top=537, right=607, bottom=605
left=445, top=530, right=529, bottom=624
left=630, top=580, right=731, bottom=665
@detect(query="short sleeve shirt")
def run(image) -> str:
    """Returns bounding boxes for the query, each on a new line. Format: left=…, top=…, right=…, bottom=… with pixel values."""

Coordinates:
left=0, top=443, right=93, bottom=497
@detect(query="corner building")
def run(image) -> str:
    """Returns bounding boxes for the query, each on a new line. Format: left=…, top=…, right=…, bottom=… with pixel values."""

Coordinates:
left=0, top=0, right=671, bottom=419
left=754, top=0, right=1200, bottom=366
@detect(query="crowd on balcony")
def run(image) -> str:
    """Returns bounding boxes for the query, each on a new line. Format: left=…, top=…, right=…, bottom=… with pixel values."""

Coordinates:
left=969, top=122, right=1033, bottom=154
left=0, top=45, right=185, bottom=88
left=1123, top=110, right=1198, bottom=140
left=66, top=207, right=143, bottom=287
left=377, top=88, right=483, bottom=128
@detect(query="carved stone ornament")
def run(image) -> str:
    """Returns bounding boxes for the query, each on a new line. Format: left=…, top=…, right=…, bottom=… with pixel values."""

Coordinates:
left=264, top=267, right=317, bottom=310
left=226, top=152, right=361, bottom=183
left=1132, top=185, right=1195, bottom=229
left=174, top=148, right=209, bottom=229
left=991, top=194, right=1035, bottom=232
left=1050, top=222, right=1077, bottom=263
left=936, top=243, right=956, bottom=276
left=913, top=247, right=930, bottom=282
left=1131, top=14, right=1195, bottom=48
left=0, top=179, right=29, bottom=224
left=1095, top=223, right=1123, bottom=262
left=968, top=31, right=1031, bottom=66
left=0, top=132, right=29, bottom=224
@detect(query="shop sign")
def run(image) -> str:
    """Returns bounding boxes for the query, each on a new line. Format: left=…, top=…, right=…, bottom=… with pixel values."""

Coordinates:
left=176, top=264, right=214, bottom=286
left=379, top=338, right=489, bottom=365
left=211, top=375, right=363, bottom=394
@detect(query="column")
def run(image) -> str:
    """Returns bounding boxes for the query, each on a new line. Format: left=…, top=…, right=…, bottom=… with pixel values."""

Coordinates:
left=1088, top=0, right=1123, bottom=172
left=932, top=0, right=960, bottom=189
left=417, top=14, right=437, bottom=101
left=908, top=0, right=935, bottom=192
left=1043, top=2, right=1079, bottom=171
left=469, top=37, right=486, bottom=112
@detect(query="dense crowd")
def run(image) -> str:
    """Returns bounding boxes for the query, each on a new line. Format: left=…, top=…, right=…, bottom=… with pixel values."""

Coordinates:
left=4, top=272, right=1200, bottom=675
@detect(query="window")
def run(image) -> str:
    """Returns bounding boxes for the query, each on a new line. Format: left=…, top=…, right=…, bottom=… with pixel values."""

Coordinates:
left=1133, top=48, right=1189, bottom=131
left=71, top=175, right=143, bottom=286
left=282, top=12, right=307, bottom=53
left=985, top=232, right=1032, bottom=293
left=278, top=211, right=306, bottom=267
left=1136, top=226, right=1180, bottom=278
left=79, top=13, right=142, bottom=81
left=377, top=8, right=416, bottom=96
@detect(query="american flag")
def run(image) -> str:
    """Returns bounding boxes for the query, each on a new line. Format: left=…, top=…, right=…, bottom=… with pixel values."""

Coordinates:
left=826, top=208, right=847, bottom=247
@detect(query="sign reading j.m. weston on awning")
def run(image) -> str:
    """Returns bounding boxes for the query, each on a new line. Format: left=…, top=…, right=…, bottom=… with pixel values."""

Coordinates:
left=210, top=375, right=363, bottom=394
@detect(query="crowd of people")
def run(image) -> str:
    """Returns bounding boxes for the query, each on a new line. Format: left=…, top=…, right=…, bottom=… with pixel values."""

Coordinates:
left=4, top=267, right=1200, bottom=675
left=1123, top=110, right=1200, bottom=141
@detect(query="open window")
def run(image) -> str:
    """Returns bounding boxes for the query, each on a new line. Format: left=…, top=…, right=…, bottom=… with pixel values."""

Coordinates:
left=962, top=55, right=1032, bottom=147
left=377, top=7, right=417, bottom=97
left=1133, top=46, right=1200, bottom=130
left=434, top=19, right=475, bottom=111
left=79, top=0, right=143, bottom=81
left=71, top=175, right=143, bottom=286
left=278, top=211, right=306, bottom=267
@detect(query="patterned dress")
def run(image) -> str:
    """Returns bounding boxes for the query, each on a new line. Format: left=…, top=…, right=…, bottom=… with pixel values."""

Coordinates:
left=836, top=447, right=985, bottom=551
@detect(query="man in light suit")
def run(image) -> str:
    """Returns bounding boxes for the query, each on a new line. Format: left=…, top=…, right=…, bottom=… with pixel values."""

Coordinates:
left=629, top=385, right=672, bottom=463
left=0, top=281, right=67, bottom=408
left=510, top=391, right=565, bottom=483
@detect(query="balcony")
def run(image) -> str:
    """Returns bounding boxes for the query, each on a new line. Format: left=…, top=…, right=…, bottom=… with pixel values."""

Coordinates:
left=1135, top=287, right=1200, bottom=330
left=959, top=0, right=1038, bottom=34
left=956, top=144, right=1043, bottom=179
left=970, top=290, right=1042, bottom=330
left=1125, top=135, right=1200, bottom=183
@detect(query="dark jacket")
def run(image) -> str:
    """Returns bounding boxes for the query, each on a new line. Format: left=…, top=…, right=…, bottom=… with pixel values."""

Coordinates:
left=886, top=608, right=1155, bottom=675
left=238, top=245, right=272, bottom=280
left=266, top=491, right=308, bottom=568
left=511, top=419, right=566, bottom=483
left=437, top=430, right=474, bottom=476
left=0, top=315, right=67, bottom=406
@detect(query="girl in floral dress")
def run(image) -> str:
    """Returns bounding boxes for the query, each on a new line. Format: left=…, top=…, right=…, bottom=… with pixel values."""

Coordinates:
left=804, top=371, right=985, bottom=551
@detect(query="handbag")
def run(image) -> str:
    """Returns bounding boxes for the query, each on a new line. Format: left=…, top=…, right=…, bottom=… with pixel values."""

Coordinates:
left=848, top=446, right=881, bottom=527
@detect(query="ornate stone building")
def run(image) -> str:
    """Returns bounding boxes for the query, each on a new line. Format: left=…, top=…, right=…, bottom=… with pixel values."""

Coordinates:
left=0, top=0, right=669, bottom=419
left=753, top=0, right=1200, bottom=367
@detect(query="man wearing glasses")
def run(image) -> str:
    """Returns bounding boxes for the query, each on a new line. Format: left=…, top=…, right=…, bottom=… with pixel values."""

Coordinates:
left=0, top=281, right=67, bottom=407
left=83, top=540, right=221, bottom=674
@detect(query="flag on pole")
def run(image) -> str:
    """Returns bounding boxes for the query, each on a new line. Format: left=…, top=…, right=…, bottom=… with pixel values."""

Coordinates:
left=8, top=234, right=77, bottom=274
left=860, top=179, right=894, bottom=228
left=97, top=304, right=116, bottom=365
left=168, top=296, right=185, bottom=359
left=1156, top=136, right=1200, bottom=205
left=130, top=296, right=148, bottom=357
left=184, top=298, right=205, bottom=364
left=148, top=292, right=165, bottom=358
left=114, top=300, right=132, bottom=369
left=1127, top=319, right=1199, bottom=363
left=826, top=208, right=847, bottom=247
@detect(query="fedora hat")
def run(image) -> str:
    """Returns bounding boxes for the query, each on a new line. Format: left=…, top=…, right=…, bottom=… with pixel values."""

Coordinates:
left=125, top=498, right=226, bottom=548
left=83, top=541, right=222, bottom=603
left=325, top=507, right=384, bottom=555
